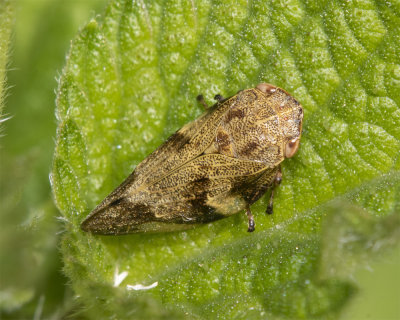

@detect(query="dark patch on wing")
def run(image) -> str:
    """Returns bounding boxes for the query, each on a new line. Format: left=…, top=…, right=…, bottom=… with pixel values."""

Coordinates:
left=240, top=141, right=259, bottom=157
left=108, top=197, right=123, bottom=208
left=229, top=171, right=266, bottom=204
left=232, top=167, right=279, bottom=205
left=81, top=198, right=156, bottom=235
left=246, top=182, right=271, bottom=204
left=187, top=177, right=211, bottom=202
left=216, top=130, right=231, bottom=150
left=187, top=177, right=226, bottom=223
left=226, top=108, right=245, bottom=122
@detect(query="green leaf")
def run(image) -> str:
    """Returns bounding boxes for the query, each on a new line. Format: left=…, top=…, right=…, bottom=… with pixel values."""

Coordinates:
left=52, top=0, right=400, bottom=318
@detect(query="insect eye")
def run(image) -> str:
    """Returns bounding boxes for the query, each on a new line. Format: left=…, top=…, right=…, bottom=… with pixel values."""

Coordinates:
left=284, top=138, right=300, bottom=158
left=256, top=83, right=277, bottom=94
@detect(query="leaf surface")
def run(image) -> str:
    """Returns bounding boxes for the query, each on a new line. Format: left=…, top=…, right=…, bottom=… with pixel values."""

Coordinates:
left=52, top=0, right=400, bottom=318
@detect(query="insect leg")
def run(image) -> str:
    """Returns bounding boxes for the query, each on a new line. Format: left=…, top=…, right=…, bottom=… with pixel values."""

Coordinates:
left=196, top=94, right=209, bottom=109
left=246, top=204, right=255, bottom=232
left=214, top=94, right=224, bottom=102
left=266, top=166, right=282, bottom=214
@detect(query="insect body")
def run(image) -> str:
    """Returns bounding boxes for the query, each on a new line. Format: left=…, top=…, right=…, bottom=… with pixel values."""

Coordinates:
left=81, top=83, right=303, bottom=234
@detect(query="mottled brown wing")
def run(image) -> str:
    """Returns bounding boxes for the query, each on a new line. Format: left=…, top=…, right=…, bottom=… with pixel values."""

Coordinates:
left=132, top=153, right=269, bottom=221
left=81, top=153, right=271, bottom=234
left=130, top=95, right=240, bottom=189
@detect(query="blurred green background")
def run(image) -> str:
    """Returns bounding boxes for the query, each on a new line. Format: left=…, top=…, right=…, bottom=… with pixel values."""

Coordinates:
left=0, top=0, right=107, bottom=318
left=0, top=0, right=399, bottom=319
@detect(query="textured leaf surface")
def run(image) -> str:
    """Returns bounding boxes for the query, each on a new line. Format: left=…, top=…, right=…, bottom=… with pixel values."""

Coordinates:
left=52, top=0, right=400, bottom=318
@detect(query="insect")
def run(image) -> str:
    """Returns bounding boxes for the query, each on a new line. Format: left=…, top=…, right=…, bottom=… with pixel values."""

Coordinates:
left=81, top=83, right=303, bottom=234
